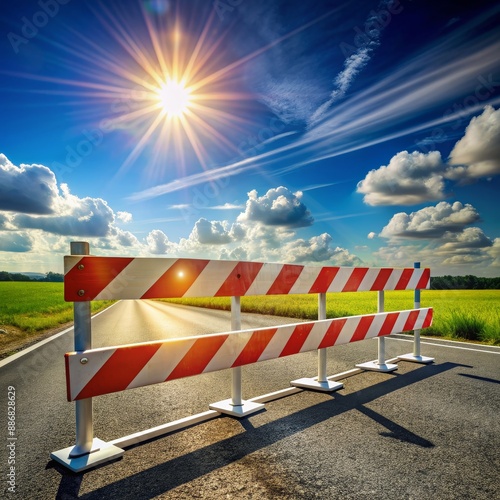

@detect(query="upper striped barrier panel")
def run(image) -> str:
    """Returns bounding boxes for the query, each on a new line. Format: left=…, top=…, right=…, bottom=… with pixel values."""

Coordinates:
left=64, top=256, right=430, bottom=302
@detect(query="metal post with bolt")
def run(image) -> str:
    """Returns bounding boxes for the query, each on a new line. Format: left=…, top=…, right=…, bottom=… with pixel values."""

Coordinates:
left=51, top=242, right=124, bottom=472
left=356, top=290, right=398, bottom=372
left=209, top=296, right=264, bottom=416
left=291, top=292, right=344, bottom=391
left=398, top=262, right=435, bottom=364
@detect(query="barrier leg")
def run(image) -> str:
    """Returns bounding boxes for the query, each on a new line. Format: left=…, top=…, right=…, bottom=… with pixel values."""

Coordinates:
left=291, top=293, right=344, bottom=391
left=356, top=291, right=398, bottom=373
left=398, top=263, right=434, bottom=364
left=209, top=296, right=264, bottom=417
left=51, top=242, right=124, bottom=472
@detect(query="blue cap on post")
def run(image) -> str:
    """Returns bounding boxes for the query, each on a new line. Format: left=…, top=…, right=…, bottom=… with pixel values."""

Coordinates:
left=414, top=262, right=421, bottom=304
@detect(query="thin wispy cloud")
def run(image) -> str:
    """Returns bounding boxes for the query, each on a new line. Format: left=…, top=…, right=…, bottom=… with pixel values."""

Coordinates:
left=315, top=211, right=373, bottom=222
left=129, top=7, right=500, bottom=202
left=209, top=203, right=244, bottom=210
left=301, top=182, right=346, bottom=192
left=309, top=46, right=374, bottom=126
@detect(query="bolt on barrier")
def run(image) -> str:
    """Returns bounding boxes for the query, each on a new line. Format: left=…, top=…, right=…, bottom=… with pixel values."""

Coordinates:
left=51, top=242, right=434, bottom=472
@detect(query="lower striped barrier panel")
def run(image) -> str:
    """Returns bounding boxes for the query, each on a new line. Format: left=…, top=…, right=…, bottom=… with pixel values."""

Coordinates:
left=65, top=307, right=433, bottom=401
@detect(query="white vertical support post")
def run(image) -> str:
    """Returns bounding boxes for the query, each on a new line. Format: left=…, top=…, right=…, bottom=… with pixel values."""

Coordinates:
left=230, top=296, right=242, bottom=407
left=398, top=262, right=434, bottom=364
left=291, top=293, right=343, bottom=391
left=209, top=296, right=264, bottom=417
left=51, top=242, right=124, bottom=472
left=356, top=289, right=398, bottom=372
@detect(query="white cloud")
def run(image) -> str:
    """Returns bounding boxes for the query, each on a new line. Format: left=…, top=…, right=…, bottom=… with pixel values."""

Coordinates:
left=190, top=218, right=232, bottom=245
left=137, top=187, right=359, bottom=267
left=372, top=200, right=497, bottom=276
left=112, top=228, right=139, bottom=247
left=0, top=154, right=59, bottom=214
left=447, top=105, right=500, bottom=180
left=357, top=151, right=446, bottom=206
left=237, top=186, right=313, bottom=227
left=367, top=231, right=376, bottom=239
left=14, top=185, right=115, bottom=237
left=116, top=211, right=133, bottom=223
left=438, top=227, right=493, bottom=252
left=356, top=108, right=500, bottom=208
left=146, top=229, right=174, bottom=255
left=210, top=203, right=245, bottom=210
left=0, top=154, right=147, bottom=256
left=281, top=233, right=362, bottom=266
left=380, top=201, right=480, bottom=239
left=372, top=240, right=495, bottom=276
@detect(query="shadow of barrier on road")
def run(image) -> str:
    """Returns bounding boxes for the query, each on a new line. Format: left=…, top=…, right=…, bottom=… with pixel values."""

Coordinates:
left=51, top=242, right=435, bottom=472
left=458, top=373, right=500, bottom=384
left=51, top=361, right=468, bottom=499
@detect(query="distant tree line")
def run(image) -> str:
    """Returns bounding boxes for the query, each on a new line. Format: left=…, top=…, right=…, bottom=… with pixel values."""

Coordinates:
left=430, top=275, right=500, bottom=290
left=0, top=271, right=64, bottom=282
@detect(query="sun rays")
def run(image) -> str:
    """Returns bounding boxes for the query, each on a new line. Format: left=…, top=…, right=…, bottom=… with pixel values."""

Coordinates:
left=6, top=2, right=257, bottom=181
left=3, top=1, right=340, bottom=184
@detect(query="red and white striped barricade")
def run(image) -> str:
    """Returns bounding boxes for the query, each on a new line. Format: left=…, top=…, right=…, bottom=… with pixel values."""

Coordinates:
left=51, top=242, right=433, bottom=472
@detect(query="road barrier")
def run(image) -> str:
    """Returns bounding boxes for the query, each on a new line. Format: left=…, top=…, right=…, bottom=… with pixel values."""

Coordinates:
left=51, top=242, right=434, bottom=472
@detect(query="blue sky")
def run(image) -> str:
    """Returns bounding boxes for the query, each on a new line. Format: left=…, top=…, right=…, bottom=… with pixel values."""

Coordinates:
left=1, top=0, right=499, bottom=276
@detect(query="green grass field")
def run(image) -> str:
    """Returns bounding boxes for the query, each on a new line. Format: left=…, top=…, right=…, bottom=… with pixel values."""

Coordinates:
left=0, top=282, right=114, bottom=355
left=161, top=289, right=500, bottom=345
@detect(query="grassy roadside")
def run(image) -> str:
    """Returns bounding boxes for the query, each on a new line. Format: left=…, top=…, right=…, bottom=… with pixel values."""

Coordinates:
left=160, top=289, right=500, bottom=346
left=0, top=282, right=114, bottom=358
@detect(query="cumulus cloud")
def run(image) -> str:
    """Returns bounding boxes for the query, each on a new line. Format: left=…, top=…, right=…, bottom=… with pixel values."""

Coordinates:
left=438, top=227, right=493, bottom=252
left=0, top=154, right=151, bottom=256
left=357, top=151, right=446, bottom=205
left=190, top=218, right=232, bottom=245
left=14, top=184, right=115, bottom=237
left=116, top=211, right=133, bottom=223
left=357, top=108, right=500, bottom=207
left=380, top=201, right=480, bottom=239
left=151, top=186, right=360, bottom=267
left=146, top=229, right=174, bottom=255
left=447, top=105, right=500, bottom=180
left=238, top=186, right=313, bottom=227
left=0, top=232, right=33, bottom=252
left=367, top=231, right=376, bottom=239
left=281, top=233, right=362, bottom=265
left=112, top=228, right=139, bottom=247
left=0, top=154, right=59, bottom=214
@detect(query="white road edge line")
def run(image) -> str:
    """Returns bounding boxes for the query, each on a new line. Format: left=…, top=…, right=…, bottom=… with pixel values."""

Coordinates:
left=0, top=302, right=119, bottom=369
left=387, top=336, right=500, bottom=354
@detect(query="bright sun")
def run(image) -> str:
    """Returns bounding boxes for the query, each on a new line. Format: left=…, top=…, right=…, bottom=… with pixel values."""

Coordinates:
left=157, top=79, right=192, bottom=118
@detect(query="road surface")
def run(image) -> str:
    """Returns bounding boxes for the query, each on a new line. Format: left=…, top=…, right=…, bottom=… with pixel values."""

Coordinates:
left=1, top=300, right=499, bottom=499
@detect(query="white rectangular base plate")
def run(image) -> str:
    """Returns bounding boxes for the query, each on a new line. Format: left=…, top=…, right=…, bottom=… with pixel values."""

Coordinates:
left=291, top=377, right=344, bottom=392
left=209, top=399, right=265, bottom=417
left=50, top=438, right=124, bottom=472
left=356, top=361, right=398, bottom=373
left=398, top=353, right=434, bottom=364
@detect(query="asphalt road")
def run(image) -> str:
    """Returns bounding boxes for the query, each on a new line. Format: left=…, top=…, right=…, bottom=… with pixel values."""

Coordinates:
left=1, top=300, right=499, bottom=499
